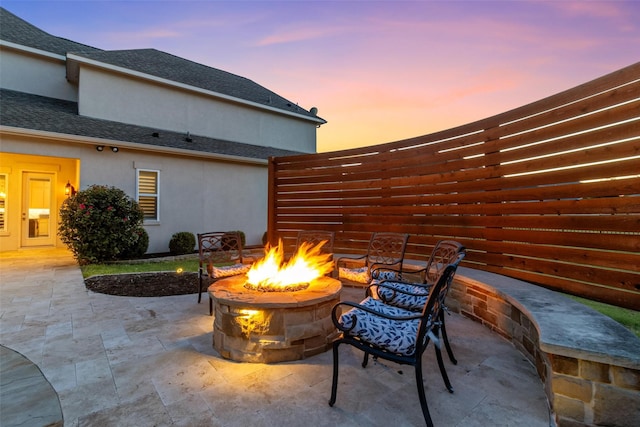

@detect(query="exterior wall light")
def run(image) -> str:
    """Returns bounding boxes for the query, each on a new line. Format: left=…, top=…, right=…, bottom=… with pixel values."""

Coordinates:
left=111, top=146, right=119, bottom=153
left=96, top=145, right=104, bottom=152
left=65, top=181, right=76, bottom=197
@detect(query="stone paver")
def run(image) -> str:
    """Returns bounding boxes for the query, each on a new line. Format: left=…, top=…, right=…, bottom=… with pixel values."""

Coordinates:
left=0, top=248, right=550, bottom=426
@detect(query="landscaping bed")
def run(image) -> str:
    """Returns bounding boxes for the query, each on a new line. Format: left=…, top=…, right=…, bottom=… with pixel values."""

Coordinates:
left=85, top=271, right=198, bottom=297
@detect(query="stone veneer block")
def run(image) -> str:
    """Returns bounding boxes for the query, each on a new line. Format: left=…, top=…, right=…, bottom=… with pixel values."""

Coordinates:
left=473, top=302, right=498, bottom=326
left=552, top=374, right=593, bottom=402
left=284, top=308, right=314, bottom=324
left=551, top=354, right=580, bottom=377
left=592, top=383, right=640, bottom=426
left=493, top=312, right=513, bottom=338
left=466, top=286, right=488, bottom=301
left=553, top=394, right=585, bottom=423
left=580, top=360, right=610, bottom=384
left=611, top=365, right=640, bottom=390
left=487, top=296, right=511, bottom=316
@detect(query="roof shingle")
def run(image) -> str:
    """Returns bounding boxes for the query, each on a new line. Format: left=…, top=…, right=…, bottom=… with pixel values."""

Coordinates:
left=0, top=7, right=101, bottom=55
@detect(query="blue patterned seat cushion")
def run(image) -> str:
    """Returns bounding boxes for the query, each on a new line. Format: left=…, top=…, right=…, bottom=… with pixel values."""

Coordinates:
left=369, top=269, right=400, bottom=285
left=338, top=297, right=419, bottom=356
left=378, top=281, right=429, bottom=311
left=339, top=266, right=370, bottom=283
left=210, top=263, right=251, bottom=278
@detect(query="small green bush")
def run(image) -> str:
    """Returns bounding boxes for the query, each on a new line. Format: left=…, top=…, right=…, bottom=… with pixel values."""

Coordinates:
left=120, top=227, right=149, bottom=259
left=223, top=230, right=246, bottom=248
left=59, top=185, right=145, bottom=264
left=169, top=232, right=196, bottom=255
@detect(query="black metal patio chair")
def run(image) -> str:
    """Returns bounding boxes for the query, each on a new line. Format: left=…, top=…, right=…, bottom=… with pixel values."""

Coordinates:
left=368, top=240, right=466, bottom=365
left=296, top=230, right=335, bottom=257
left=328, top=251, right=465, bottom=427
left=335, top=232, right=409, bottom=287
left=197, top=231, right=253, bottom=315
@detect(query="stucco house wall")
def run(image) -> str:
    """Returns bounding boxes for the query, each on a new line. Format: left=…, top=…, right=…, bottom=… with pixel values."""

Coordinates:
left=0, top=44, right=77, bottom=101
left=77, top=67, right=316, bottom=153
left=0, top=7, right=324, bottom=255
left=0, top=131, right=269, bottom=253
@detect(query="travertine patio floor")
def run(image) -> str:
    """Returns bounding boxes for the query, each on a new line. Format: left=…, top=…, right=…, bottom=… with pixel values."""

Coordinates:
left=0, top=248, right=550, bottom=426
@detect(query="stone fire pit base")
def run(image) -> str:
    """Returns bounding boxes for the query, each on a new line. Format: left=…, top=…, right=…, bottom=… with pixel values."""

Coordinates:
left=209, top=275, right=342, bottom=363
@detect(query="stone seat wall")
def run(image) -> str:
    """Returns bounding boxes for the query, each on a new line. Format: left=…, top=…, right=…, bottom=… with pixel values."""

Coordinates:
left=447, top=267, right=640, bottom=427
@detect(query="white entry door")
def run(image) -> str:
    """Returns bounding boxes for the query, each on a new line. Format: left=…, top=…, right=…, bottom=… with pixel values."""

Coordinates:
left=21, top=172, right=56, bottom=247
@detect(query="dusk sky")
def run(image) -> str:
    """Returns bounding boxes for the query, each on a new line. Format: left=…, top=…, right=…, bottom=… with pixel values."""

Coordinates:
left=2, top=0, right=639, bottom=152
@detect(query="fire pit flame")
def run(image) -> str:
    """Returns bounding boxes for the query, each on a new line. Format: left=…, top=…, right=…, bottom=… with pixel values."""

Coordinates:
left=245, top=239, right=333, bottom=292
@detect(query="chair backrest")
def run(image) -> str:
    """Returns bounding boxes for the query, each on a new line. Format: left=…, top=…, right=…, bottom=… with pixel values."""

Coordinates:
left=296, top=230, right=335, bottom=254
left=366, top=232, right=409, bottom=268
left=197, top=231, right=244, bottom=269
left=416, top=251, right=465, bottom=355
left=424, top=240, right=466, bottom=285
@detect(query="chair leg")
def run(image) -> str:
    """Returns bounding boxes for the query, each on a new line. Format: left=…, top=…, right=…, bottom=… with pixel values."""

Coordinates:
left=434, top=328, right=454, bottom=393
left=362, top=351, right=370, bottom=368
left=209, top=295, right=213, bottom=316
left=198, top=271, right=203, bottom=304
left=440, top=310, right=457, bottom=364
left=415, top=356, right=435, bottom=427
left=329, top=341, right=340, bottom=407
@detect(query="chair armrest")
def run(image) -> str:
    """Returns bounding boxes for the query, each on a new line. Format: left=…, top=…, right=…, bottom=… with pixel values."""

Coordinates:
left=369, top=260, right=403, bottom=272
left=336, top=254, right=367, bottom=268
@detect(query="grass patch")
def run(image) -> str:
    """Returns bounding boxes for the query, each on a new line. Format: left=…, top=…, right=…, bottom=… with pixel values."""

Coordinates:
left=80, top=259, right=200, bottom=278
left=568, top=295, right=640, bottom=338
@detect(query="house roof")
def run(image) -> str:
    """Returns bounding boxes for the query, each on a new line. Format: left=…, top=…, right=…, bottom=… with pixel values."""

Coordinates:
left=0, top=7, right=101, bottom=56
left=0, top=7, right=325, bottom=122
left=0, top=89, right=304, bottom=160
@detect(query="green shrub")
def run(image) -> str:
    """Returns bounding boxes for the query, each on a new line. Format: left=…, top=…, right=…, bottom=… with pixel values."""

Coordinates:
left=59, top=185, right=145, bottom=264
left=169, top=232, right=195, bottom=255
left=223, top=230, right=246, bottom=248
left=120, top=227, right=149, bottom=259
left=234, top=230, right=247, bottom=246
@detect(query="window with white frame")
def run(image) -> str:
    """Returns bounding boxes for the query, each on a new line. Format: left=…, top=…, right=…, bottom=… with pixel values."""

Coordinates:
left=137, top=169, right=159, bottom=222
left=0, top=174, right=7, bottom=232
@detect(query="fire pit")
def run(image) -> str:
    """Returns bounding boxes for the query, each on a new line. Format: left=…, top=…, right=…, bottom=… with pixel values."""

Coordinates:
left=210, top=275, right=341, bottom=363
left=209, top=240, right=342, bottom=363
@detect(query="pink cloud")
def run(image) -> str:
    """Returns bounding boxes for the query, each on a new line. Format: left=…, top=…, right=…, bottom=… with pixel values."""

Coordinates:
left=255, top=25, right=350, bottom=46
left=547, top=1, right=625, bottom=18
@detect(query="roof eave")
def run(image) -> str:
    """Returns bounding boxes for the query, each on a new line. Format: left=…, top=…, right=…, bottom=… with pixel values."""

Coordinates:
left=0, top=125, right=269, bottom=166
left=0, top=40, right=66, bottom=61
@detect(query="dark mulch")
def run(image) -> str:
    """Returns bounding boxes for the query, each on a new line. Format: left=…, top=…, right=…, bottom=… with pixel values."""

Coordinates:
left=85, top=272, right=199, bottom=297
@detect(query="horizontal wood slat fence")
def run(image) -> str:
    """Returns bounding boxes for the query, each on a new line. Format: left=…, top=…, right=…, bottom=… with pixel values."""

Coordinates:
left=267, top=62, right=640, bottom=310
